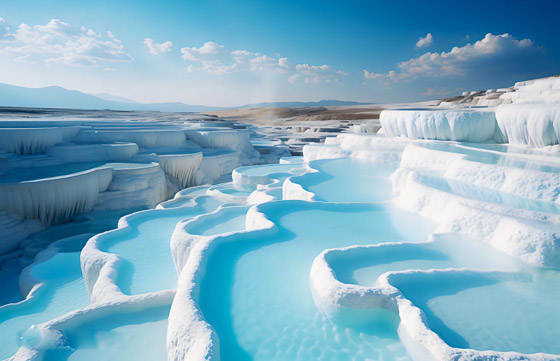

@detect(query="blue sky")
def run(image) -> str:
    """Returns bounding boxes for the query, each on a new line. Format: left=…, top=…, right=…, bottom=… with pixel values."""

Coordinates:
left=0, top=0, right=559, bottom=106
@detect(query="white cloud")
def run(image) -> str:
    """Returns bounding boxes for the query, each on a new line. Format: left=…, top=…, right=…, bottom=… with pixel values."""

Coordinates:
left=230, top=49, right=289, bottom=72
left=144, top=38, right=172, bottom=54
left=364, top=33, right=543, bottom=82
left=249, top=54, right=289, bottom=72
left=290, top=64, right=347, bottom=84
left=0, top=18, right=10, bottom=37
left=180, top=41, right=235, bottom=74
left=278, top=57, right=288, bottom=69
left=181, top=41, right=344, bottom=82
left=181, top=43, right=291, bottom=75
left=180, top=41, right=224, bottom=61
left=416, top=33, right=433, bottom=48
left=0, top=18, right=132, bottom=67
left=288, top=73, right=299, bottom=83
left=363, top=70, right=382, bottom=79
left=230, top=49, right=254, bottom=63
left=363, top=69, right=408, bottom=81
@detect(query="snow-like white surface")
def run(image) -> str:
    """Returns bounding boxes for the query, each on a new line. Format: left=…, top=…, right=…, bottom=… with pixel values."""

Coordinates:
left=94, top=163, right=168, bottom=210
left=380, top=109, right=498, bottom=142
left=0, top=120, right=264, bottom=253
left=299, top=135, right=560, bottom=361
left=352, top=119, right=381, bottom=134
left=3, top=84, right=560, bottom=361
left=195, top=150, right=241, bottom=185
left=158, top=152, right=203, bottom=189
left=186, top=129, right=259, bottom=164
left=381, top=76, right=560, bottom=146
left=0, top=167, right=113, bottom=225
left=394, top=144, right=560, bottom=267
left=501, top=76, right=560, bottom=104
left=74, top=129, right=186, bottom=148
left=496, top=104, right=560, bottom=147
left=167, top=205, right=274, bottom=361
left=46, top=143, right=139, bottom=162
left=0, top=127, right=81, bottom=154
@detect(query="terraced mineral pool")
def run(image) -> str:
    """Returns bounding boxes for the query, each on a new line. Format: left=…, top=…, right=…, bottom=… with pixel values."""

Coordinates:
left=186, top=206, right=248, bottom=236
left=3, top=137, right=560, bottom=361
left=208, top=183, right=253, bottom=199
left=159, top=193, right=225, bottom=210
left=0, top=162, right=107, bottom=183
left=390, top=268, right=560, bottom=355
left=0, top=162, right=154, bottom=183
left=99, top=198, right=225, bottom=295
left=250, top=138, right=283, bottom=147
left=43, top=305, right=170, bottom=361
left=419, top=142, right=560, bottom=173
left=459, top=142, right=560, bottom=157
left=328, top=236, right=519, bottom=287
left=240, top=163, right=299, bottom=175
left=198, top=202, right=436, bottom=361
left=0, top=252, right=89, bottom=360
left=290, top=157, right=395, bottom=202
left=419, top=172, right=560, bottom=213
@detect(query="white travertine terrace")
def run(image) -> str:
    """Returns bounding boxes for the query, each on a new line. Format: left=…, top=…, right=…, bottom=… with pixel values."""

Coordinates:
left=3, top=76, right=560, bottom=361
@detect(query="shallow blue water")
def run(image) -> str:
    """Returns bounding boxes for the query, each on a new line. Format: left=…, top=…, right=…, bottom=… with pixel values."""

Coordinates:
left=290, top=158, right=395, bottom=203
left=391, top=269, right=560, bottom=354
left=186, top=206, right=248, bottom=236
left=43, top=305, right=171, bottom=361
left=418, top=142, right=560, bottom=173
left=209, top=183, right=253, bottom=198
left=420, top=173, right=560, bottom=213
left=198, top=202, right=435, bottom=361
left=235, top=163, right=298, bottom=176
left=2, top=141, right=560, bottom=361
left=0, top=252, right=89, bottom=360
left=101, top=199, right=224, bottom=295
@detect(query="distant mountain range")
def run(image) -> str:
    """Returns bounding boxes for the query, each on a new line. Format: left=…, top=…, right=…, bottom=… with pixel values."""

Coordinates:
left=0, top=83, right=217, bottom=112
left=0, top=83, right=372, bottom=112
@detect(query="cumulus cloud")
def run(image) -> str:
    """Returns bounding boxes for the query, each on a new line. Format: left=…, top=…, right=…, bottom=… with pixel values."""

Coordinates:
left=0, top=18, right=132, bottom=67
left=181, top=42, right=291, bottom=75
left=181, top=41, right=344, bottom=82
left=231, top=50, right=289, bottom=72
left=180, top=41, right=237, bottom=74
left=250, top=54, right=283, bottom=71
left=416, top=33, right=433, bottom=48
left=230, top=49, right=254, bottom=63
left=144, top=38, right=172, bottom=54
left=289, top=64, right=347, bottom=84
left=180, top=41, right=224, bottom=61
left=364, top=69, right=408, bottom=81
left=364, top=33, right=544, bottom=82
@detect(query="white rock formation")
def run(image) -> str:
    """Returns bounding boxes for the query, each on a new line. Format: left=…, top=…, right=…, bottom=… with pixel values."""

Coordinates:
left=0, top=127, right=81, bottom=154
left=380, top=109, right=499, bottom=142
left=496, top=104, right=560, bottom=147
left=0, top=167, right=113, bottom=225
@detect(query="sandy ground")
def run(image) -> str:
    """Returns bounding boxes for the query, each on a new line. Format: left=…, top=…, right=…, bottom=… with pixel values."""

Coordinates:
left=207, top=105, right=386, bottom=125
